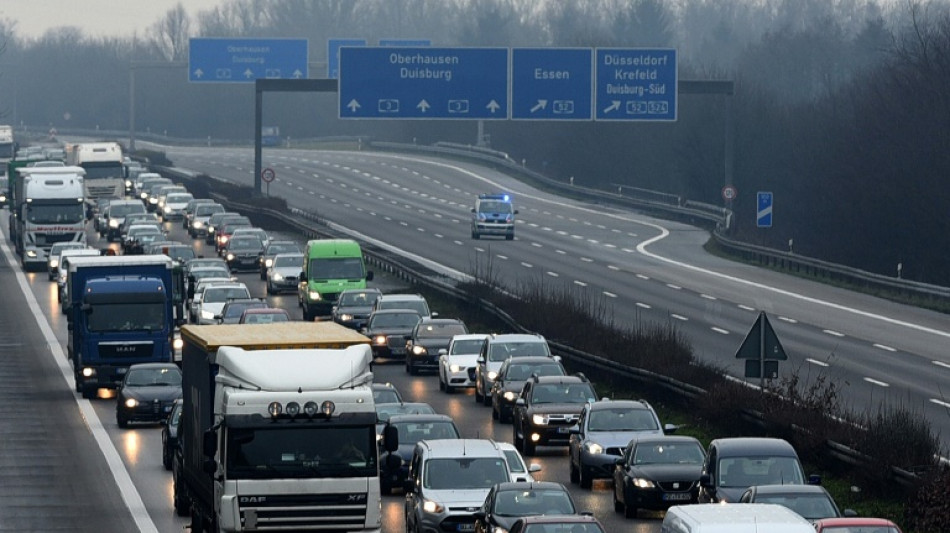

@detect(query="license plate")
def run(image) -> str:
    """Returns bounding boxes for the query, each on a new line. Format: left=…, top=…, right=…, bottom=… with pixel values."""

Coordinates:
left=557, top=427, right=570, bottom=434
left=164, top=405, right=173, bottom=413
left=117, top=368, right=127, bottom=375
left=663, top=493, right=692, bottom=501
left=456, top=525, right=474, bottom=532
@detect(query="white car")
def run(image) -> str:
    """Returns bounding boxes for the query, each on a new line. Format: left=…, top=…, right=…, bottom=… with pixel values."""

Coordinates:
left=438, top=333, right=489, bottom=393
left=193, top=282, right=250, bottom=325
left=497, top=441, right=542, bottom=483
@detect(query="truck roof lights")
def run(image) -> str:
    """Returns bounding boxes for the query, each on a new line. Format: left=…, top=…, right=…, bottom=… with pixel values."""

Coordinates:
left=267, top=400, right=335, bottom=419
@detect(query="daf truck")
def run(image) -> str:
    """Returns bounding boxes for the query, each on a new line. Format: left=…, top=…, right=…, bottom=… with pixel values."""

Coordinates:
left=65, top=141, right=125, bottom=207
left=13, top=166, right=86, bottom=270
left=65, top=254, right=185, bottom=399
left=179, top=322, right=396, bottom=533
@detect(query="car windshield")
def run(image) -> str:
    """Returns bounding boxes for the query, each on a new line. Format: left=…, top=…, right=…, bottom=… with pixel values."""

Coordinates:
left=224, top=302, right=266, bottom=318
left=308, top=257, right=365, bottom=280
left=338, top=291, right=378, bottom=306
left=588, top=408, right=658, bottom=432
left=506, top=363, right=564, bottom=381
left=375, top=403, right=435, bottom=422
left=489, top=341, right=550, bottom=362
left=633, top=441, right=705, bottom=465
left=479, top=201, right=512, bottom=214
left=229, top=237, right=263, bottom=251
left=391, top=421, right=459, bottom=444
left=530, top=384, right=595, bottom=404
left=373, top=389, right=401, bottom=404
left=379, top=298, right=428, bottom=315
left=494, top=488, right=575, bottom=517
left=166, top=194, right=193, bottom=204
left=242, top=311, right=289, bottom=324
left=204, top=287, right=250, bottom=303
left=226, top=426, right=376, bottom=480
left=754, top=492, right=838, bottom=520
left=109, top=203, right=145, bottom=217
left=718, top=456, right=806, bottom=487
left=87, top=302, right=166, bottom=332
left=273, top=255, right=301, bottom=268
left=416, top=323, right=467, bottom=338
left=370, top=313, right=420, bottom=329
left=450, top=339, right=485, bottom=355
left=266, top=243, right=300, bottom=255
left=423, top=457, right=509, bottom=490
left=196, top=205, right=224, bottom=216
left=125, top=366, right=181, bottom=387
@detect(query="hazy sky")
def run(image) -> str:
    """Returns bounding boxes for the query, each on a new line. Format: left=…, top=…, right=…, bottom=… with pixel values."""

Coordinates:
left=0, top=0, right=228, bottom=40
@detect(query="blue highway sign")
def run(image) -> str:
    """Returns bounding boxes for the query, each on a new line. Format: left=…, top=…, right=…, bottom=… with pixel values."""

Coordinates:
left=595, top=48, right=677, bottom=121
left=757, top=191, right=773, bottom=228
left=328, top=38, right=367, bottom=79
left=511, top=48, right=592, bottom=120
left=339, top=47, right=508, bottom=119
left=379, top=39, right=432, bottom=47
left=189, top=38, right=308, bottom=83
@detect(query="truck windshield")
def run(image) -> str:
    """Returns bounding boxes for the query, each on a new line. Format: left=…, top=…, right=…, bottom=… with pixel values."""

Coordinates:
left=309, top=257, right=364, bottom=280
left=87, top=303, right=166, bottom=332
left=81, top=162, right=123, bottom=180
left=26, top=203, right=84, bottom=224
left=226, top=426, right=376, bottom=480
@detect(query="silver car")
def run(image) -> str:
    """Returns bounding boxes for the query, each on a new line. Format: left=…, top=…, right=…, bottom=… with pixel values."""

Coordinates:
left=266, top=253, right=303, bottom=295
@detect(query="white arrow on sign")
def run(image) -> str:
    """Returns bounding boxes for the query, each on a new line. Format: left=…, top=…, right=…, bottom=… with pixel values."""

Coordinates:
left=193, top=69, right=204, bottom=79
left=293, top=69, right=303, bottom=79
left=603, top=101, right=621, bottom=113
left=417, top=100, right=431, bottom=113
left=530, top=100, right=548, bottom=113
left=486, top=100, right=501, bottom=113
left=347, top=99, right=361, bottom=113
left=244, top=68, right=254, bottom=78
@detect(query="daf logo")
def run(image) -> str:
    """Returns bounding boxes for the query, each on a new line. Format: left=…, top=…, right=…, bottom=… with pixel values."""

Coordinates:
left=347, top=494, right=367, bottom=503
left=115, top=345, right=136, bottom=353
left=240, top=496, right=266, bottom=503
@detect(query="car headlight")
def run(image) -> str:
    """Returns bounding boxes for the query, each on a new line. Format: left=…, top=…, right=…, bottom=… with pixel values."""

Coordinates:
left=487, top=371, right=498, bottom=380
left=585, top=442, right=604, bottom=455
left=532, top=414, right=547, bottom=425
left=503, top=391, right=516, bottom=401
left=218, top=236, right=229, bottom=244
left=411, top=345, right=427, bottom=356
left=0, top=194, right=6, bottom=202
left=109, top=219, right=119, bottom=228
left=49, top=259, right=59, bottom=269
left=449, top=364, right=462, bottom=373
left=271, top=272, right=284, bottom=281
left=200, top=309, right=215, bottom=320
left=140, top=192, right=148, bottom=199
left=632, top=477, right=656, bottom=489
left=308, top=290, right=321, bottom=301
left=163, top=205, right=172, bottom=213
left=264, top=258, right=274, bottom=268
left=192, top=221, right=203, bottom=229
left=149, top=197, right=158, bottom=204
left=125, top=179, right=132, bottom=187
left=173, top=337, right=183, bottom=350
left=81, top=367, right=96, bottom=377
left=339, top=313, right=353, bottom=322
left=491, top=527, right=510, bottom=533
left=373, top=335, right=388, bottom=346
left=26, top=250, right=37, bottom=258
left=421, top=498, right=444, bottom=514
left=124, top=398, right=139, bottom=408
left=226, top=253, right=235, bottom=261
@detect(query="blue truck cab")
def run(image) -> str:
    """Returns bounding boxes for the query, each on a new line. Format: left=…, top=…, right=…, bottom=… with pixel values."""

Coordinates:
left=65, top=255, right=184, bottom=399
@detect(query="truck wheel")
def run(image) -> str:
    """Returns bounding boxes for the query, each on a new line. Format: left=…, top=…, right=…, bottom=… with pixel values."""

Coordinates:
left=506, top=231, right=514, bottom=241
left=80, top=385, right=95, bottom=400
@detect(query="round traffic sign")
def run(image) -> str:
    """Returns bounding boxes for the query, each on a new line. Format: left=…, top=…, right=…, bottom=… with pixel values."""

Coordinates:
left=722, top=185, right=737, bottom=201
left=261, top=167, right=276, bottom=183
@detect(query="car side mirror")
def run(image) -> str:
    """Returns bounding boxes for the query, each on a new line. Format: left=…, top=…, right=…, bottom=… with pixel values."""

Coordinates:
left=700, top=473, right=712, bottom=487
left=514, top=209, right=520, bottom=214
left=568, top=424, right=581, bottom=434
left=529, top=463, right=541, bottom=473
left=299, top=271, right=307, bottom=282
left=476, top=357, right=485, bottom=364
left=403, top=479, right=415, bottom=493
left=615, top=458, right=624, bottom=466
left=515, top=398, right=525, bottom=406
left=473, top=511, right=485, bottom=522
left=438, top=349, right=447, bottom=355
left=663, top=423, right=679, bottom=434
left=366, top=271, right=374, bottom=281
left=470, top=208, right=476, bottom=213
left=808, top=474, right=822, bottom=485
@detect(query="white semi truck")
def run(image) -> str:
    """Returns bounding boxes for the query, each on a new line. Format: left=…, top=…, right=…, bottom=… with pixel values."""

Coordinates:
left=13, top=166, right=86, bottom=270
left=179, top=323, right=398, bottom=533
left=65, top=142, right=125, bottom=207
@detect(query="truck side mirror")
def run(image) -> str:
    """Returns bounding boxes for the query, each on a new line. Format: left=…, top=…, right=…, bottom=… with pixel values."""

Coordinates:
left=202, top=459, right=217, bottom=475
left=299, top=271, right=307, bottom=282
left=366, top=271, right=374, bottom=281
left=202, top=429, right=218, bottom=458
left=383, top=424, right=399, bottom=453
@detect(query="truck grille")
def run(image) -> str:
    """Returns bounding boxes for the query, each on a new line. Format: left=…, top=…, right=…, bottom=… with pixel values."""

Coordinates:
left=238, top=492, right=368, bottom=531
left=98, top=341, right=153, bottom=358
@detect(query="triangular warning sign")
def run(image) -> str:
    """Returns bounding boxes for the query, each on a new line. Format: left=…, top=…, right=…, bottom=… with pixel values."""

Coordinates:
left=735, top=312, right=788, bottom=361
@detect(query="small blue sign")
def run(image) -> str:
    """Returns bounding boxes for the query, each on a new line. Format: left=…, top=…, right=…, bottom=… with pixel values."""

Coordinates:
left=511, top=48, right=592, bottom=120
left=189, top=38, right=308, bottom=83
left=339, top=47, right=508, bottom=120
left=757, top=191, right=773, bottom=228
left=595, top=48, right=677, bottom=121
left=379, top=39, right=432, bottom=47
left=328, top=38, right=367, bottom=79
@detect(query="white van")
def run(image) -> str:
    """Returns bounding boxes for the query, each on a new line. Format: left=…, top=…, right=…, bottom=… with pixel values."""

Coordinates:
left=662, top=503, right=815, bottom=533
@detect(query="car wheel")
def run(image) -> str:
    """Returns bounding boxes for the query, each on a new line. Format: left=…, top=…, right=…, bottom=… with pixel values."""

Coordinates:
left=523, top=439, right=536, bottom=457
left=80, top=385, right=96, bottom=399
left=569, top=459, right=580, bottom=484
left=513, top=426, right=523, bottom=451
left=408, top=359, right=419, bottom=376
left=624, top=501, right=638, bottom=519
left=474, top=381, right=484, bottom=403
left=491, top=404, right=499, bottom=420
left=500, top=407, right=512, bottom=424
left=117, top=414, right=128, bottom=429
left=579, top=464, right=593, bottom=489
left=614, top=491, right=625, bottom=513
left=174, top=482, right=190, bottom=517
left=163, top=449, right=172, bottom=471
left=438, top=375, right=445, bottom=391
left=482, top=391, right=492, bottom=407
left=266, top=282, right=275, bottom=295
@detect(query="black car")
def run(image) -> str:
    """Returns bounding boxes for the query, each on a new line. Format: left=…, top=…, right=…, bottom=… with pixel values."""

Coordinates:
left=362, top=309, right=422, bottom=361
left=216, top=298, right=268, bottom=325
left=115, top=363, right=183, bottom=428
left=331, top=288, right=382, bottom=330
left=737, top=484, right=856, bottom=521
left=405, top=318, right=469, bottom=375
left=507, top=514, right=605, bottom=533
left=222, top=235, right=265, bottom=272
left=378, top=413, right=460, bottom=493
left=612, top=435, right=706, bottom=518
left=259, top=240, right=302, bottom=280
left=475, top=482, right=578, bottom=533
left=512, top=374, right=597, bottom=456
left=372, top=382, right=403, bottom=405
left=161, top=399, right=183, bottom=470
left=491, top=356, right=566, bottom=423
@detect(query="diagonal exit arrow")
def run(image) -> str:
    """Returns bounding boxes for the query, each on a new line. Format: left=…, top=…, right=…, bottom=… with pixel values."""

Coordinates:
left=530, top=100, right=548, bottom=113
left=603, top=101, right=621, bottom=113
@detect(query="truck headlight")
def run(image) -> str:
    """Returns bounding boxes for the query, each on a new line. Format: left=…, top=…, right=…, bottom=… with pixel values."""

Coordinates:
left=124, top=398, right=139, bottom=408
left=173, top=337, right=183, bottom=350
left=421, top=498, right=444, bottom=514
left=264, top=258, right=274, bottom=268
left=308, top=290, right=321, bottom=301
left=49, top=259, right=59, bottom=269
left=585, top=442, right=604, bottom=455
left=81, top=367, right=96, bottom=377
left=532, top=414, right=547, bottom=425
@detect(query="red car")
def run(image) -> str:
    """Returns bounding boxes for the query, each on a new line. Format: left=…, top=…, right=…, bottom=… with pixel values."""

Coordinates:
left=238, top=307, right=291, bottom=324
left=813, top=517, right=903, bottom=533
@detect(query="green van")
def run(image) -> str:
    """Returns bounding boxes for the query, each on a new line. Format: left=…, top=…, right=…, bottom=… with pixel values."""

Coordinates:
left=298, top=239, right=373, bottom=320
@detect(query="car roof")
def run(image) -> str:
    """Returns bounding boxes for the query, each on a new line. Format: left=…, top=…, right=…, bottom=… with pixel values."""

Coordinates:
left=586, top=399, right=650, bottom=411
left=813, top=517, right=900, bottom=527
left=451, top=333, right=490, bottom=342
left=503, top=356, right=560, bottom=365
left=241, top=307, right=289, bottom=315
left=487, top=333, right=546, bottom=343
left=627, top=435, right=702, bottom=447
left=710, top=437, right=798, bottom=457
left=417, top=318, right=464, bottom=325
left=378, top=293, right=426, bottom=301
left=386, top=413, right=456, bottom=425
left=372, top=309, right=422, bottom=316
left=492, top=481, right=567, bottom=492
left=128, top=362, right=180, bottom=371
left=514, top=514, right=603, bottom=525
left=415, top=438, right=505, bottom=459
left=746, top=484, right=831, bottom=496
left=533, top=375, right=588, bottom=384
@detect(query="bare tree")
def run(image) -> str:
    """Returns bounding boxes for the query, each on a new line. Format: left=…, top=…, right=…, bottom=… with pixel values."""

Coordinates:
left=148, top=3, right=191, bottom=61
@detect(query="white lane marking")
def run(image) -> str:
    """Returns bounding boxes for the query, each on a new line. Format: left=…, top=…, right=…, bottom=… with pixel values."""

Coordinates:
left=556, top=250, right=566, bottom=255
left=607, top=265, right=620, bottom=271
left=778, top=316, right=798, bottom=324
left=574, top=280, right=588, bottom=287
left=496, top=255, right=508, bottom=260
left=636, top=302, right=651, bottom=309
left=636, top=274, right=650, bottom=280
left=521, top=262, right=534, bottom=268
left=932, top=399, right=950, bottom=409
left=806, top=358, right=829, bottom=367
left=700, top=294, right=716, bottom=300
left=531, top=242, right=542, bottom=248
left=603, top=292, right=617, bottom=298
left=738, top=304, right=756, bottom=311
left=580, top=257, right=593, bottom=263
left=667, top=283, right=682, bottom=290
left=823, top=330, right=845, bottom=337
left=711, top=327, right=730, bottom=335
left=0, top=241, right=159, bottom=532
left=873, top=344, right=897, bottom=352
left=864, top=377, right=890, bottom=387
left=474, top=247, right=485, bottom=253
left=933, top=361, right=950, bottom=370
left=547, top=272, right=559, bottom=277
left=671, top=314, right=688, bottom=321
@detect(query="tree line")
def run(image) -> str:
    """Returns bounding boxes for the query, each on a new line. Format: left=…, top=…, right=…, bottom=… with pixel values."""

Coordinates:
left=1, top=0, right=948, bottom=284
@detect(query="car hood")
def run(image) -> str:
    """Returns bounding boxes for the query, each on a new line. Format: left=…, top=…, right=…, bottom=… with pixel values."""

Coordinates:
left=426, top=488, right=492, bottom=509
left=367, top=327, right=414, bottom=336
left=587, top=430, right=664, bottom=448
left=337, top=305, right=374, bottom=315
left=413, top=337, right=453, bottom=349
left=632, top=463, right=703, bottom=481
left=272, top=266, right=299, bottom=276
left=447, top=354, right=479, bottom=366
left=531, top=403, right=588, bottom=415
left=124, top=386, right=182, bottom=402
left=715, top=486, right=749, bottom=503
left=500, top=379, right=529, bottom=392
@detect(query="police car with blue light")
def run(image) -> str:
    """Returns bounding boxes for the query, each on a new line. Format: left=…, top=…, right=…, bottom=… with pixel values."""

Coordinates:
left=471, top=193, right=518, bottom=240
